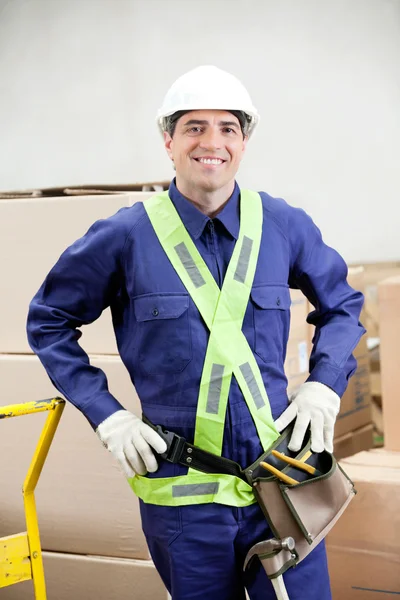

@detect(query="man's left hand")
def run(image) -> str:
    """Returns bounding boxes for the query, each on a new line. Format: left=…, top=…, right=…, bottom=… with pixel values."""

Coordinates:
left=274, top=382, right=340, bottom=453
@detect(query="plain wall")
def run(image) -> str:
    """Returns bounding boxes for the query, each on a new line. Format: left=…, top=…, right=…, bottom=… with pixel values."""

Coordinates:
left=0, top=0, right=399, bottom=263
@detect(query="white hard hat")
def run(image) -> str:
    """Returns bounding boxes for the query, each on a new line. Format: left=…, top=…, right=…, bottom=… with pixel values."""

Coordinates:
left=157, top=65, right=260, bottom=137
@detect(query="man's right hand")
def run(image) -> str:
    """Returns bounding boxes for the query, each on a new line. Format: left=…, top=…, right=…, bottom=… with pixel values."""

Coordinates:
left=96, top=410, right=168, bottom=478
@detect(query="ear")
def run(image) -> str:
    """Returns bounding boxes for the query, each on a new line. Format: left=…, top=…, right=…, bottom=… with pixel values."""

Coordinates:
left=164, top=131, right=174, bottom=161
left=242, top=135, right=249, bottom=153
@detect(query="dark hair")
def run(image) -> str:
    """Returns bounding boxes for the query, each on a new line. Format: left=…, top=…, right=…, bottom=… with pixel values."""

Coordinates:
left=165, top=111, right=190, bottom=138
left=165, top=110, right=250, bottom=138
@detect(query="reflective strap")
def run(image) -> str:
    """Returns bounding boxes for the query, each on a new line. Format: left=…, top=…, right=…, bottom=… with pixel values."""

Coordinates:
left=234, top=235, right=253, bottom=284
left=143, top=190, right=279, bottom=508
left=206, top=363, right=225, bottom=414
left=174, top=242, right=206, bottom=289
left=173, top=482, right=219, bottom=497
left=144, top=193, right=218, bottom=329
left=239, top=362, right=265, bottom=409
left=129, top=472, right=256, bottom=508
left=144, top=191, right=279, bottom=459
left=191, top=190, right=278, bottom=455
left=233, top=334, right=279, bottom=450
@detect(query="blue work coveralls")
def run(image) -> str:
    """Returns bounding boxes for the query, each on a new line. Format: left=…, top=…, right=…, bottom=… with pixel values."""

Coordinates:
left=27, top=180, right=365, bottom=599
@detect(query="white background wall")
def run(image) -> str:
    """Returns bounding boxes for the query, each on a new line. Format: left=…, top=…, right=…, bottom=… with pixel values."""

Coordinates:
left=0, top=0, right=399, bottom=264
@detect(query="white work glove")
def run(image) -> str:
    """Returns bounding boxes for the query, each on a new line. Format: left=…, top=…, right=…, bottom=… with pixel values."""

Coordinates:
left=274, top=382, right=340, bottom=453
left=96, top=410, right=167, bottom=478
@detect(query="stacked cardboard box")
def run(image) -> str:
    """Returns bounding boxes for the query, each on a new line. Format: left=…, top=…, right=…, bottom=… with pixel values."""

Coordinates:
left=326, top=449, right=400, bottom=599
left=331, top=267, right=373, bottom=456
left=369, top=339, right=384, bottom=446
left=377, top=276, right=400, bottom=452
left=360, top=261, right=400, bottom=339
left=284, top=289, right=311, bottom=396
left=285, top=269, right=373, bottom=459
left=0, top=184, right=170, bottom=599
left=0, top=183, right=169, bottom=355
left=352, top=262, right=400, bottom=446
left=5, top=554, right=167, bottom=600
left=322, top=269, right=400, bottom=597
left=285, top=266, right=400, bottom=596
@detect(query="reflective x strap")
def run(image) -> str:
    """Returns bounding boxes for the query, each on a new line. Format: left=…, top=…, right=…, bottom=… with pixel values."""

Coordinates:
left=144, top=191, right=279, bottom=455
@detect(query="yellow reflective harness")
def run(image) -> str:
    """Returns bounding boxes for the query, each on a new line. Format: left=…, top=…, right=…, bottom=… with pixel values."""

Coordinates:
left=129, top=190, right=280, bottom=507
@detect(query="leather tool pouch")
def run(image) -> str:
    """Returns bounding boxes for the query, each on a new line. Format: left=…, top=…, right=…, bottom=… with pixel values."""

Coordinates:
left=243, top=424, right=356, bottom=579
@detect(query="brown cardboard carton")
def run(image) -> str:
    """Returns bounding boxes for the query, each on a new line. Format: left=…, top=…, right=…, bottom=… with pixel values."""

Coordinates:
left=333, top=423, right=373, bottom=459
left=327, top=449, right=400, bottom=554
left=334, top=332, right=372, bottom=437
left=370, top=372, right=382, bottom=399
left=285, top=269, right=370, bottom=414
left=0, top=354, right=150, bottom=560
left=327, top=546, right=400, bottom=600
left=4, top=552, right=168, bottom=600
left=0, top=191, right=153, bottom=355
left=360, top=261, right=400, bottom=338
left=0, top=181, right=170, bottom=199
left=326, top=449, right=400, bottom=599
left=304, top=266, right=371, bottom=438
left=285, top=289, right=311, bottom=395
left=348, top=261, right=400, bottom=338
left=333, top=267, right=372, bottom=438
left=371, top=400, right=384, bottom=436
left=378, top=276, right=400, bottom=451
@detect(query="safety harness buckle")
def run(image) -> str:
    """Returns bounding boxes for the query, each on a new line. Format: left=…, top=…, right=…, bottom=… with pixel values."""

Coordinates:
left=155, top=425, right=186, bottom=463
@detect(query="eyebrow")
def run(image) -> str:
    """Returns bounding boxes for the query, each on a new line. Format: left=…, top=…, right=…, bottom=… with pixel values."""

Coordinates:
left=183, top=119, right=240, bottom=129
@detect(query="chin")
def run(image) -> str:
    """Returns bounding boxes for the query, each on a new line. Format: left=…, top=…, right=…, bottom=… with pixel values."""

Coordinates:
left=198, top=176, right=229, bottom=193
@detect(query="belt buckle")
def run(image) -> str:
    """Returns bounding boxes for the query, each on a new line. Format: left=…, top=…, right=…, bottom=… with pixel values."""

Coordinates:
left=155, top=425, right=186, bottom=463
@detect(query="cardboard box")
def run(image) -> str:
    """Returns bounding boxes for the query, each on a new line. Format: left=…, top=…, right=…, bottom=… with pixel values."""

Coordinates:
left=378, top=276, right=400, bottom=452
left=327, top=546, right=400, bottom=600
left=0, top=354, right=150, bottom=560
left=334, top=332, right=371, bottom=438
left=285, top=289, right=311, bottom=395
left=326, top=449, right=400, bottom=598
left=351, top=261, right=400, bottom=338
left=370, top=372, right=382, bottom=399
left=328, top=449, right=400, bottom=554
left=4, top=552, right=168, bottom=600
left=285, top=270, right=371, bottom=420
left=0, top=181, right=170, bottom=199
left=333, top=267, right=372, bottom=438
left=0, top=190, right=155, bottom=355
left=333, top=423, right=373, bottom=459
left=371, top=400, right=384, bottom=436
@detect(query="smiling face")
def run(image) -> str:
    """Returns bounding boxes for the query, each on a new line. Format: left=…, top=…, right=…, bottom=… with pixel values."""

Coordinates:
left=164, top=109, right=248, bottom=197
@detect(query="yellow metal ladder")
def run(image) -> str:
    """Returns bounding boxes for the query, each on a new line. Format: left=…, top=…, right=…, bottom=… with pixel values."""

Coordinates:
left=0, top=397, right=65, bottom=599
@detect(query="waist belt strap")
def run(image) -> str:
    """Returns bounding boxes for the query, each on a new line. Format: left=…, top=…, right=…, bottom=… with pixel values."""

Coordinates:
left=142, top=414, right=246, bottom=481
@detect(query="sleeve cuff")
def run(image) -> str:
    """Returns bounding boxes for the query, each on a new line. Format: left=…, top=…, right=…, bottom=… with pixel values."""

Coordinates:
left=81, top=392, right=126, bottom=430
left=306, top=362, right=349, bottom=398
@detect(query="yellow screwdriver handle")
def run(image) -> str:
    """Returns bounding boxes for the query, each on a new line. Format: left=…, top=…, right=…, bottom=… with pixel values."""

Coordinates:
left=271, top=450, right=317, bottom=475
left=260, top=461, right=298, bottom=486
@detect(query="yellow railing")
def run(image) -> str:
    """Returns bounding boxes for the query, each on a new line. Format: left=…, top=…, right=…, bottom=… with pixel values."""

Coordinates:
left=0, top=398, right=65, bottom=599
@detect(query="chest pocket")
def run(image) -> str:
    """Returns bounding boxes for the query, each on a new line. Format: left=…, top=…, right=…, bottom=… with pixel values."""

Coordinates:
left=251, top=285, right=291, bottom=363
left=134, top=293, right=192, bottom=375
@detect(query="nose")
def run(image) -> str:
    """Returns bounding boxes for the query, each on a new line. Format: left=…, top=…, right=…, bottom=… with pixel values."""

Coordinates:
left=198, top=127, right=222, bottom=151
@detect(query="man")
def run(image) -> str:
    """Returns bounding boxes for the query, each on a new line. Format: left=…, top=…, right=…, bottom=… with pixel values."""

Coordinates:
left=27, top=65, right=365, bottom=600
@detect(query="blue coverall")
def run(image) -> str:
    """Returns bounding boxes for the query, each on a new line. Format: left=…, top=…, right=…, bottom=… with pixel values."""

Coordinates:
left=27, top=180, right=365, bottom=599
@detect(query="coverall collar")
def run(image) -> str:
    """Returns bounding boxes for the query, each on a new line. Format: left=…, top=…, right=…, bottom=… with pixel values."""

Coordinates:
left=168, top=178, right=241, bottom=240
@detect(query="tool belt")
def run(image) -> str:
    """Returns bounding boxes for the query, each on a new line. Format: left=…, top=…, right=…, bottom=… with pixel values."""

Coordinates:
left=144, top=415, right=356, bottom=579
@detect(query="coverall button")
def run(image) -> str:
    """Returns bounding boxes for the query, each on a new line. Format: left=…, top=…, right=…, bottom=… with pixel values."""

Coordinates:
left=152, top=308, right=159, bottom=316
left=276, top=297, right=281, bottom=306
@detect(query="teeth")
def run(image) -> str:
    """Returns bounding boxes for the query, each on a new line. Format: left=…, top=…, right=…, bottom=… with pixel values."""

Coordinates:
left=198, top=158, right=223, bottom=165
